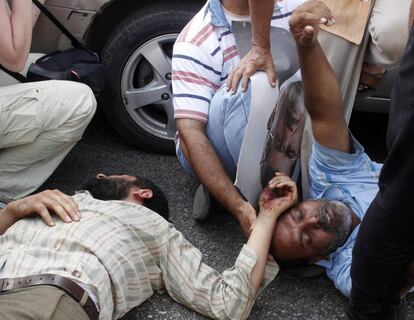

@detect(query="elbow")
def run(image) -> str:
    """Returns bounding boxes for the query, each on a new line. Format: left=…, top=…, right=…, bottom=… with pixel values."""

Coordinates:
left=0, top=49, right=28, bottom=72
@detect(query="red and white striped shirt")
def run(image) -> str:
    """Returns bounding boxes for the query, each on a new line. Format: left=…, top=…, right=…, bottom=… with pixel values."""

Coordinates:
left=172, top=0, right=304, bottom=124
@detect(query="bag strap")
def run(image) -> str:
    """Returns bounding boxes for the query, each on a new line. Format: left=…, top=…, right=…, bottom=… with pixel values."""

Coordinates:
left=0, top=64, right=28, bottom=83
left=32, top=0, right=82, bottom=48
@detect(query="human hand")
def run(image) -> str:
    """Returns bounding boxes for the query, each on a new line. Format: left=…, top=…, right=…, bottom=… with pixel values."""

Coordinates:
left=6, top=190, right=80, bottom=227
left=289, top=0, right=334, bottom=47
left=226, top=45, right=276, bottom=93
left=237, top=201, right=257, bottom=239
left=258, top=172, right=298, bottom=215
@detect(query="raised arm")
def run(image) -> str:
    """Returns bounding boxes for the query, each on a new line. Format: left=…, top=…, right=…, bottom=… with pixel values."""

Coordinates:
left=161, top=173, right=297, bottom=320
left=289, top=1, right=350, bottom=153
left=226, top=0, right=276, bottom=92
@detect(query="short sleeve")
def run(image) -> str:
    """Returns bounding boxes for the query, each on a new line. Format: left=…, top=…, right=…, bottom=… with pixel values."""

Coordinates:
left=172, top=42, right=222, bottom=123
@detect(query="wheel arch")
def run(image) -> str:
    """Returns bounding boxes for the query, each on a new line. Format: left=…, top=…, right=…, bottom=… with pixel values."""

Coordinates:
left=83, top=0, right=204, bottom=53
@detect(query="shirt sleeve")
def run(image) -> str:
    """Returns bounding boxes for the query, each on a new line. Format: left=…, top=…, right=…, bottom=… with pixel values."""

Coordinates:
left=172, top=41, right=222, bottom=123
left=308, top=133, right=381, bottom=198
left=325, top=246, right=353, bottom=297
left=159, top=228, right=279, bottom=320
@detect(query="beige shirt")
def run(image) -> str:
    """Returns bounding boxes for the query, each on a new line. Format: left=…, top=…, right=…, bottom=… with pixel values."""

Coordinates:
left=0, top=192, right=278, bottom=320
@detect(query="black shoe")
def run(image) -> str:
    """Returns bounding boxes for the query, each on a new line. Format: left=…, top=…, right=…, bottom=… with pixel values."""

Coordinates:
left=192, top=185, right=211, bottom=220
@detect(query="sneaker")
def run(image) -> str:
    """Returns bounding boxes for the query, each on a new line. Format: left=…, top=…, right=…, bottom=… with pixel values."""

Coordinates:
left=192, top=184, right=211, bottom=220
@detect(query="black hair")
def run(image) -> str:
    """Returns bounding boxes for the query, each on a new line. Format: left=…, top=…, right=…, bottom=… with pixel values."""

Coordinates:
left=82, top=176, right=169, bottom=220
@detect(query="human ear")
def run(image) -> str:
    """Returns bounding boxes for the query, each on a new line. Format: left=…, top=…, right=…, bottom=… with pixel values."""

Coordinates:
left=133, top=189, right=153, bottom=200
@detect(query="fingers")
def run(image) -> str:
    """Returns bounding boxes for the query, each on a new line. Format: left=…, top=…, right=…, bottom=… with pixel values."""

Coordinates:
left=266, top=65, right=277, bottom=88
left=49, top=190, right=80, bottom=221
left=34, top=203, right=55, bottom=227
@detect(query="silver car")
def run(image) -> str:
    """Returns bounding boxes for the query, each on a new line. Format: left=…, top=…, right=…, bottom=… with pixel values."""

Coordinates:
left=33, top=0, right=204, bottom=153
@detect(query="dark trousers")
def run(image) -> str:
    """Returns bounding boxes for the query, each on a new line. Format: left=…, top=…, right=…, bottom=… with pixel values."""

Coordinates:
left=347, top=26, right=414, bottom=319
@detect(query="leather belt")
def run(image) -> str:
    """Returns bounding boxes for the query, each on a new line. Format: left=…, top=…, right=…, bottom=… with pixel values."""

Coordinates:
left=0, top=274, right=99, bottom=320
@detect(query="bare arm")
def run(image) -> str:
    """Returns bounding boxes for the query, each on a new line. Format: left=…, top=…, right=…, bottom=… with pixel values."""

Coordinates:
left=177, top=119, right=256, bottom=237
left=289, top=1, right=350, bottom=153
left=0, top=0, right=33, bottom=71
left=0, top=190, right=80, bottom=235
left=226, top=0, right=276, bottom=92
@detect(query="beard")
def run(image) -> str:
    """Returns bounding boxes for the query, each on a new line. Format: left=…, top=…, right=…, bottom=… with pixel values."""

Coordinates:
left=318, top=200, right=353, bottom=250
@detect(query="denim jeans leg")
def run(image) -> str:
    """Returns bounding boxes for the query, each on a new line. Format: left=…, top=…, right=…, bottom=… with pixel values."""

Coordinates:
left=207, top=85, right=251, bottom=180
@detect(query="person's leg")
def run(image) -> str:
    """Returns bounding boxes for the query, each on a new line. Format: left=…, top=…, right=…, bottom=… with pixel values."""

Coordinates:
left=348, top=26, right=414, bottom=320
left=0, top=80, right=96, bottom=200
left=206, top=85, right=251, bottom=180
left=176, top=85, right=252, bottom=180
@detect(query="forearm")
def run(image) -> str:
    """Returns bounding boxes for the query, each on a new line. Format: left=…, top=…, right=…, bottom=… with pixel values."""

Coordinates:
left=297, top=42, right=349, bottom=152
left=180, top=129, right=247, bottom=219
left=298, top=43, right=342, bottom=121
left=0, top=206, right=18, bottom=235
left=249, top=0, right=273, bottom=49
left=0, top=0, right=32, bottom=71
left=246, top=209, right=277, bottom=292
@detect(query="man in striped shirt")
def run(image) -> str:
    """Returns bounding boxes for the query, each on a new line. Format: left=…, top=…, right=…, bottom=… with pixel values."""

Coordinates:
left=0, top=172, right=297, bottom=319
left=172, top=0, right=304, bottom=237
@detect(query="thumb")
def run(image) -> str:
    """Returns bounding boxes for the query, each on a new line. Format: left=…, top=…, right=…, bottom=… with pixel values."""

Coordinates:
left=301, top=26, right=315, bottom=46
left=266, top=66, right=277, bottom=87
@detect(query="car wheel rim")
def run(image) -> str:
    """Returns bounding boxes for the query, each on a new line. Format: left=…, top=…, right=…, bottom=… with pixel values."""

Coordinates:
left=121, top=34, right=178, bottom=141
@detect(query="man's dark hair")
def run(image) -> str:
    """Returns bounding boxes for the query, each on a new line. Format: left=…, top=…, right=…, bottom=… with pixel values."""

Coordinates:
left=82, top=176, right=169, bottom=220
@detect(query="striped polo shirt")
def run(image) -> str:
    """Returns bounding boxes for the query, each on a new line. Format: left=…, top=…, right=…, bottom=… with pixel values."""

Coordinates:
left=172, top=0, right=305, bottom=124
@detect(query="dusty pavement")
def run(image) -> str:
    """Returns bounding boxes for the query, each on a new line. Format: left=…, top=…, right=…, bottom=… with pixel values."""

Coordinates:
left=40, top=110, right=414, bottom=320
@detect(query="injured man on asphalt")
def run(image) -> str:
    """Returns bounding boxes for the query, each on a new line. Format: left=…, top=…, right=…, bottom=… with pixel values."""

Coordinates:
left=0, top=171, right=299, bottom=319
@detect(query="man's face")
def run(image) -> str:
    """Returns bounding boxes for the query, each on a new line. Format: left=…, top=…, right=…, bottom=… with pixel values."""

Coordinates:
left=271, top=199, right=353, bottom=263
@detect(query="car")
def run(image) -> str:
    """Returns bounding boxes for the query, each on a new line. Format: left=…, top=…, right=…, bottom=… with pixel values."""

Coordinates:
left=32, top=0, right=204, bottom=154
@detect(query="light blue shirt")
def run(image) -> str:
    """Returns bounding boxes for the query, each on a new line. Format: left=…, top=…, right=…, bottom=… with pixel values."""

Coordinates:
left=309, top=134, right=383, bottom=297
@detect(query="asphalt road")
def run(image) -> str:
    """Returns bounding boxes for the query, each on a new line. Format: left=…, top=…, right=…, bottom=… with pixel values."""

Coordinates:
left=40, top=109, right=414, bottom=319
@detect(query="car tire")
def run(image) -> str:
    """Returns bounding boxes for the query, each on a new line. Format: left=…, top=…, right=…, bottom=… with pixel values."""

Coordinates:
left=101, top=3, right=199, bottom=153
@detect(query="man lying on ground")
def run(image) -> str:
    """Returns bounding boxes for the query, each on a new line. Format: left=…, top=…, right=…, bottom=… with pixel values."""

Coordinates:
left=266, top=1, right=413, bottom=297
left=0, top=172, right=296, bottom=320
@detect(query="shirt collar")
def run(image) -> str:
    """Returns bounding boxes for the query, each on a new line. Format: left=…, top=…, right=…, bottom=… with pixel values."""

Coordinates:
left=208, top=0, right=231, bottom=28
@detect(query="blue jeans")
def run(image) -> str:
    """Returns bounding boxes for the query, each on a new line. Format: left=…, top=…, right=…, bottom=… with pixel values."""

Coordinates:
left=176, top=85, right=251, bottom=180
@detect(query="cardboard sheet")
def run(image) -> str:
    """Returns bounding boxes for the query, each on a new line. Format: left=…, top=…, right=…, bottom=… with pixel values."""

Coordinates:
left=320, top=0, right=373, bottom=45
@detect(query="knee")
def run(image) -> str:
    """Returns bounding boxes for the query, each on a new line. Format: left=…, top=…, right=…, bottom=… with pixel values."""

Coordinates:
left=367, top=1, right=411, bottom=68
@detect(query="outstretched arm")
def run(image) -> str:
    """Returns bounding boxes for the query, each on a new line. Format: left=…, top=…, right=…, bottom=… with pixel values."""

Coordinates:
left=290, top=1, right=350, bottom=153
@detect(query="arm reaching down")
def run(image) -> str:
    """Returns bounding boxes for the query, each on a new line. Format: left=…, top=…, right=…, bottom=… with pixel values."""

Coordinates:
left=177, top=119, right=257, bottom=238
left=0, top=0, right=33, bottom=71
left=226, top=0, right=276, bottom=92
left=289, top=0, right=351, bottom=153
left=160, top=173, right=297, bottom=319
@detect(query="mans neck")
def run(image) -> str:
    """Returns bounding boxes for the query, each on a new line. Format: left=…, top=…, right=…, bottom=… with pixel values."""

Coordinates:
left=221, top=0, right=249, bottom=16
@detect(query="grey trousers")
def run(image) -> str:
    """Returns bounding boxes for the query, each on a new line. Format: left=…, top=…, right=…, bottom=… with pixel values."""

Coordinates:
left=300, top=0, right=411, bottom=199
left=0, top=285, right=90, bottom=320
left=0, top=80, right=96, bottom=201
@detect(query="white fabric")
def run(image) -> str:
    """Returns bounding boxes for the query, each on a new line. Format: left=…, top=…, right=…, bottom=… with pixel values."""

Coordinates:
left=0, top=80, right=96, bottom=200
